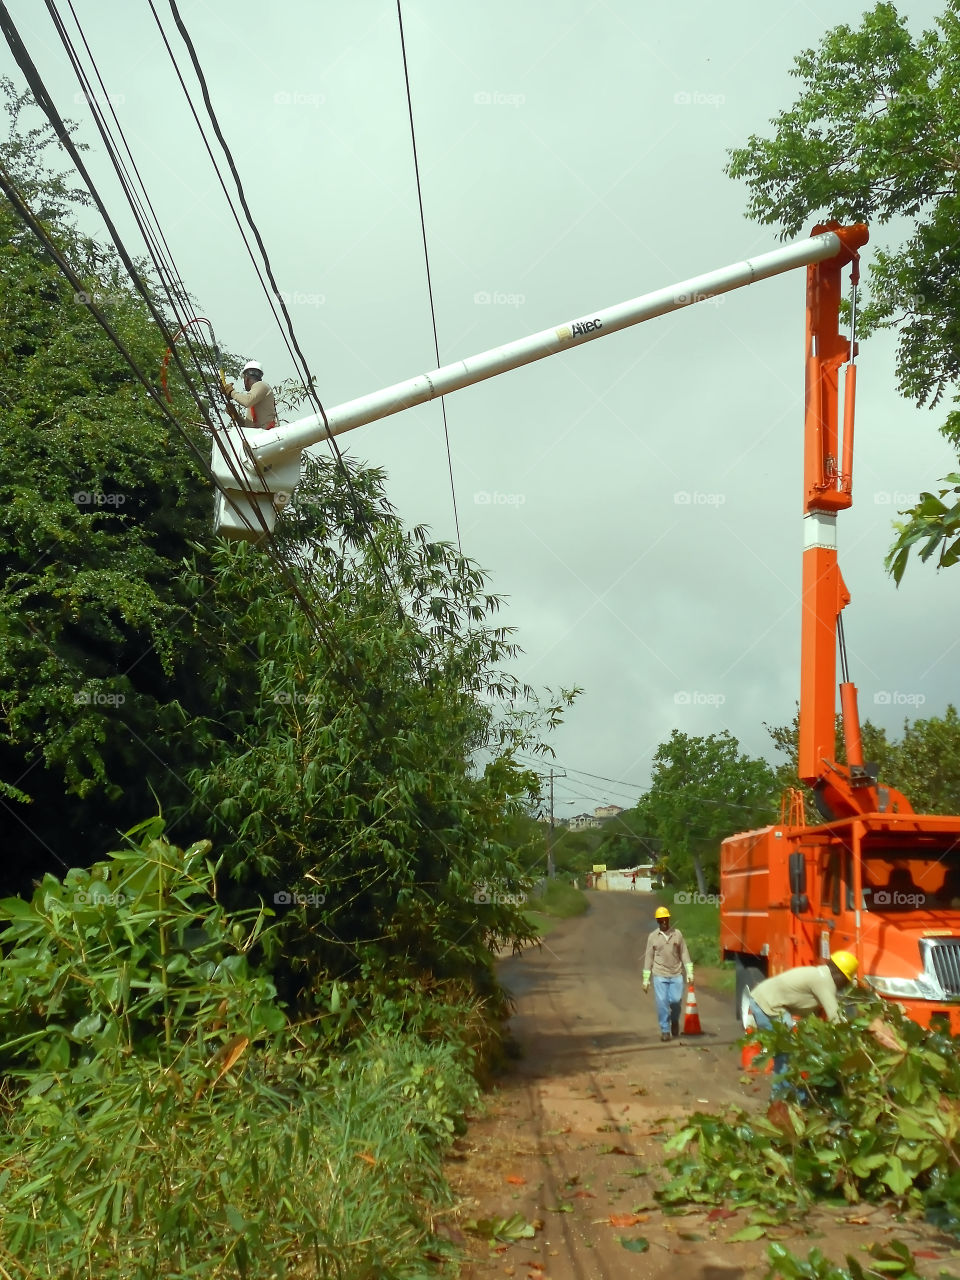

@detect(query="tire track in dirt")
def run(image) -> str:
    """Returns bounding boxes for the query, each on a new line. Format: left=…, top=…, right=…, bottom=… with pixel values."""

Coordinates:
left=448, top=893, right=960, bottom=1280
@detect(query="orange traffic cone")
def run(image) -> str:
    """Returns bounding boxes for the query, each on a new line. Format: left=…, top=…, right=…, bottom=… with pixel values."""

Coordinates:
left=682, top=983, right=702, bottom=1035
left=741, top=1035, right=773, bottom=1074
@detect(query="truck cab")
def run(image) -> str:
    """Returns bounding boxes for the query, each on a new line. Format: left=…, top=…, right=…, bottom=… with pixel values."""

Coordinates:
left=721, top=814, right=960, bottom=1033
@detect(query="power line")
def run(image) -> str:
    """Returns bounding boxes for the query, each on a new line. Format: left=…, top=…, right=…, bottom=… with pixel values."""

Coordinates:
left=515, top=750, right=779, bottom=820
left=396, top=0, right=462, bottom=556
left=159, top=0, right=412, bottom=620
left=0, top=3, right=359, bottom=662
left=0, top=7, right=530, bottom=937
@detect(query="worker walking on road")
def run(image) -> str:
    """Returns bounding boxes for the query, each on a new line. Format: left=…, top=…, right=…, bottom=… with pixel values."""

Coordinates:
left=225, top=359, right=278, bottom=431
left=746, top=951, right=858, bottom=1086
left=642, top=906, right=694, bottom=1041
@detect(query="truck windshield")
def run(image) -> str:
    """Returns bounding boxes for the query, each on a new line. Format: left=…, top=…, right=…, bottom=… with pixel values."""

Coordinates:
left=862, top=858, right=960, bottom=911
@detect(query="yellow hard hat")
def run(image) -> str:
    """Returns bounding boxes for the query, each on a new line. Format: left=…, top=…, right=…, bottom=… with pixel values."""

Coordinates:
left=655, top=906, right=671, bottom=919
left=830, top=950, right=858, bottom=980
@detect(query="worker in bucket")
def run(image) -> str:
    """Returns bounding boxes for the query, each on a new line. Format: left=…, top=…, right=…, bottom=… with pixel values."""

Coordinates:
left=642, top=906, right=694, bottom=1041
left=746, top=951, right=859, bottom=1089
left=224, top=359, right=278, bottom=430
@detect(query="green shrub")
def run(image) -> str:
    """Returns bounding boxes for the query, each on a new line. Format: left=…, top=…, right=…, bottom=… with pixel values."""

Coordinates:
left=0, top=824, right=479, bottom=1278
left=533, top=879, right=588, bottom=919
left=660, top=996, right=960, bottom=1228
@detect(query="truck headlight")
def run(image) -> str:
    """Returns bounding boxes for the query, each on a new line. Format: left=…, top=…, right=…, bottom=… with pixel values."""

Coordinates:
left=865, top=973, right=941, bottom=1000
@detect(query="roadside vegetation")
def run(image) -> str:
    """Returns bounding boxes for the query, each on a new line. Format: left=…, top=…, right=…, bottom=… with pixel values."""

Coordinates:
left=0, top=827, right=485, bottom=1278
left=661, top=997, right=960, bottom=1239
left=0, top=94, right=569, bottom=1279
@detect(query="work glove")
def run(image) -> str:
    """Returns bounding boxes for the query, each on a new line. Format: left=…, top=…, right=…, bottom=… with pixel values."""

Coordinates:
left=686, top=964, right=695, bottom=983
left=642, top=970, right=650, bottom=993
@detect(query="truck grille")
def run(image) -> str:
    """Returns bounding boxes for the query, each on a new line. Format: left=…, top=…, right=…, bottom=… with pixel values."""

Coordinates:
left=927, top=941, right=960, bottom=995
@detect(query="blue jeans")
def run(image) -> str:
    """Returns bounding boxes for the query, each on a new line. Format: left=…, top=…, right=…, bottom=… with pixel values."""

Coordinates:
left=653, top=974, right=684, bottom=1034
left=748, top=996, right=799, bottom=1098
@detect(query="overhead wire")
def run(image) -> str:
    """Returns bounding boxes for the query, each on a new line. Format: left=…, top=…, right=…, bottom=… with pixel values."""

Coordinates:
left=0, top=4, right=513, bottom=969
left=159, top=0, right=406, bottom=613
left=0, top=0, right=353, bottom=664
left=47, top=1, right=224, bottom=421
left=515, top=750, right=781, bottom=820
left=395, top=0, right=462, bottom=555
left=54, top=0, right=424, bottom=670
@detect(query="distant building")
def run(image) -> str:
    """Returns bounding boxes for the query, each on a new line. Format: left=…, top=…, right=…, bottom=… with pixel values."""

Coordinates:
left=594, top=804, right=624, bottom=820
left=604, top=864, right=654, bottom=893
left=567, top=813, right=601, bottom=830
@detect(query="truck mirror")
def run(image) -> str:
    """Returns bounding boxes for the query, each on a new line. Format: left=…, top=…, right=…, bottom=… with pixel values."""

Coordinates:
left=789, top=852, right=807, bottom=895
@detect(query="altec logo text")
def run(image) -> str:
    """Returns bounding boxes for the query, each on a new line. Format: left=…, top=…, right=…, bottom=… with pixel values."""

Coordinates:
left=571, top=318, right=602, bottom=337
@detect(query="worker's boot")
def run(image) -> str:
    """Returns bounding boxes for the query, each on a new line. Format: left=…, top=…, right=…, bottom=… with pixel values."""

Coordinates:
left=660, top=1031, right=670, bottom=1042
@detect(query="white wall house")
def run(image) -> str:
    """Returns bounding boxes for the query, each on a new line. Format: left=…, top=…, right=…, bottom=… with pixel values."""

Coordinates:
left=599, top=865, right=654, bottom=893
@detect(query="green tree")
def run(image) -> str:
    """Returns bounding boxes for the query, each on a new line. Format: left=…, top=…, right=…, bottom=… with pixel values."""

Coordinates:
left=595, top=807, right=660, bottom=870
left=0, top=83, right=574, bottom=1005
left=639, top=731, right=778, bottom=893
left=0, top=81, right=221, bottom=887
left=547, top=824, right=607, bottom=878
left=176, top=453, right=570, bottom=1003
left=726, top=2, right=960, bottom=580
left=767, top=705, right=960, bottom=816
left=896, top=704, right=960, bottom=811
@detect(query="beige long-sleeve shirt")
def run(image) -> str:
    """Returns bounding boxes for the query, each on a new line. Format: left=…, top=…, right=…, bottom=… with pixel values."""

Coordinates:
left=750, top=964, right=840, bottom=1023
left=233, top=378, right=278, bottom=430
left=643, top=926, right=692, bottom=977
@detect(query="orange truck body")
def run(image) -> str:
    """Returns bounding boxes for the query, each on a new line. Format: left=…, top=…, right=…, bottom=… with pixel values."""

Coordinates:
left=721, top=812, right=960, bottom=1033
left=720, top=222, right=960, bottom=1030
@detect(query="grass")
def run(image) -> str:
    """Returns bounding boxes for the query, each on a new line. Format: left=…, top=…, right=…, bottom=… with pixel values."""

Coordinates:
left=533, top=878, right=589, bottom=919
left=523, top=878, right=588, bottom=941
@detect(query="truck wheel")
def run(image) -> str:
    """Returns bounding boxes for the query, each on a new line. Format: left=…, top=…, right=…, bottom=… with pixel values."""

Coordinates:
left=734, top=961, right=766, bottom=1029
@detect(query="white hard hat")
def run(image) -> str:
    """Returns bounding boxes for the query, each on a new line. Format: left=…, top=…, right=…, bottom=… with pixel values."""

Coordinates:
left=242, top=359, right=263, bottom=376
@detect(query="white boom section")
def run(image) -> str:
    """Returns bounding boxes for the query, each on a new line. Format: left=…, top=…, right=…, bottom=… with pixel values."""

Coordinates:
left=213, top=230, right=846, bottom=539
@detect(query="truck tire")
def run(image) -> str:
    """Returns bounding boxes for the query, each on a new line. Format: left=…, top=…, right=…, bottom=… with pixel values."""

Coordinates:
left=734, top=960, right=766, bottom=1029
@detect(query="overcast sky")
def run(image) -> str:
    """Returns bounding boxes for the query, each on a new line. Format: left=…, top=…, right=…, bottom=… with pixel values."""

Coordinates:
left=5, top=1, right=958, bottom=820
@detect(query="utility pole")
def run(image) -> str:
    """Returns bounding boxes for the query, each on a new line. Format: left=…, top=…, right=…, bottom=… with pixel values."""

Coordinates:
left=546, top=766, right=566, bottom=880
left=547, top=768, right=555, bottom=880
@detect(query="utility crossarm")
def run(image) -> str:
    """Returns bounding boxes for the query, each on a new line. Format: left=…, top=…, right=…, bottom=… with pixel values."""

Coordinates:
left=211, top=226, right=858, bottom=540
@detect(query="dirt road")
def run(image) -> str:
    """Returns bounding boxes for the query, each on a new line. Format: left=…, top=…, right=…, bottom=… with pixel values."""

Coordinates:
left=448, top=893, right=960, bottom=1280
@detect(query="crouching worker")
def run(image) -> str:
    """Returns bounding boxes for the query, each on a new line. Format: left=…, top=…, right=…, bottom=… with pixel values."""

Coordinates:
left=747, top=950, right=858, bottom=1093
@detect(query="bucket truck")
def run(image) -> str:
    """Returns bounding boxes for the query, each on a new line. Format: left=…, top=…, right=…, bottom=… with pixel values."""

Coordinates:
left=209, top=223, right=960, bottom=1034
